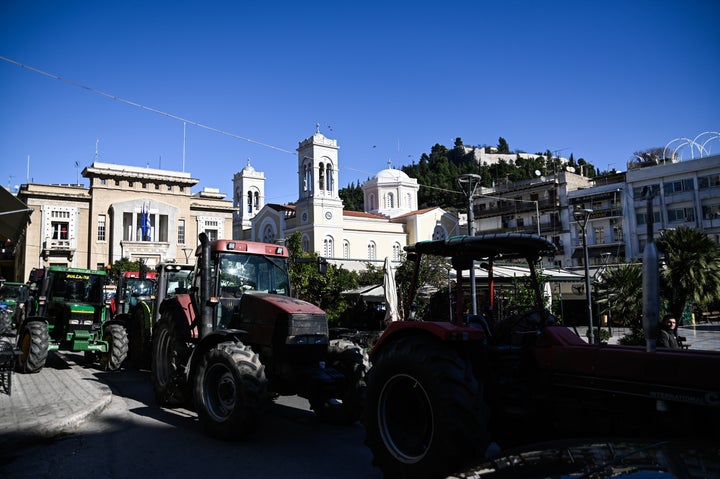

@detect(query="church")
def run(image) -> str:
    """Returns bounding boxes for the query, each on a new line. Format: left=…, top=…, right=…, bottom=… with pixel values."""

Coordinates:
left=233, top=129, right=458, bottom=271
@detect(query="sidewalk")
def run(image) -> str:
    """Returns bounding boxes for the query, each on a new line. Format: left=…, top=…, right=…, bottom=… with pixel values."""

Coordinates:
left=573, top=323, right=720, bottom=350
left=0, top=346, right=112, bottom=450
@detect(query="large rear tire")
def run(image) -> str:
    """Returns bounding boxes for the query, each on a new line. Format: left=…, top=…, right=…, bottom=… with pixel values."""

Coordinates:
left=16, top=321, right=49, bottom=373
left=310, top=339, right=368, bottom=425
left=101, top=323, right=129, bottom=371
left=194, top=341, right=268, bottom=440
left=363, top=336, right=489, bottom=479
left=152, top=313, right=191, bottom=407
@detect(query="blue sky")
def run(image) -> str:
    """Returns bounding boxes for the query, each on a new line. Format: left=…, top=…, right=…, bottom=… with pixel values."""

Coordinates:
left=2, top=1, right=719, bottom=205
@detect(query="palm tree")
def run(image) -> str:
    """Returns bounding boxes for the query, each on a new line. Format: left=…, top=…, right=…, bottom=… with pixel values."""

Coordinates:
left=595, top=262, right=644, bottom=328
left=656, top=226, right=720, bottom=319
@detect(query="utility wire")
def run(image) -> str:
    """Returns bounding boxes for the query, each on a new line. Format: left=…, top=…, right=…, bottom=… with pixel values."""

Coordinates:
left=0, top=55, right=294, bottom=154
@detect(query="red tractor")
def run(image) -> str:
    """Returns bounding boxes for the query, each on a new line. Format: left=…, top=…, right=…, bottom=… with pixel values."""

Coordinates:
left=151, top=233, right=367, bottom=439
left=362, top=233, right=720, bottom=479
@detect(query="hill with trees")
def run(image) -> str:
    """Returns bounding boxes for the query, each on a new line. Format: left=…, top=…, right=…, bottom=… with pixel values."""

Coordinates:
left=340, top=137, right=597, bottom=212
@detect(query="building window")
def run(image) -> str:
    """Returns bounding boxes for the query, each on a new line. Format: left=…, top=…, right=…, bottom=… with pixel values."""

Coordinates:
left=323, top=236, right=334, bottom=257
left=368, top=241, right=377, bottom=260
left=594, top=226, right=605, bottom=244
left=178, top=219, right=186, bottom=244
left=319, top=163, right=325, bottom=190
left=698, top=174, right=720, bottom=189
left=392, top=242, right=401, bottom=261
left=667, top=207, right=695, bottom=223
left=52, top=221, right=69, bottom=240
left=385, top=193, right=394, bottom=209
left=128, top=181, right=134, bottom=188
left=343, top=240, right=350, bottom=259
left=327, top=165, right=334, bottom=192
left=247, top=192, right=253, bottom=213
left=97, top=215, right=106, bottom=242
left=301, top=235, right=309, bottom=252
left=254, top=191, right=259, bottom=211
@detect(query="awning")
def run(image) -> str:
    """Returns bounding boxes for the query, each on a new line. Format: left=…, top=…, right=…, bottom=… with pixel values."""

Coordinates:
left=0, top=187, right=33, bottom=243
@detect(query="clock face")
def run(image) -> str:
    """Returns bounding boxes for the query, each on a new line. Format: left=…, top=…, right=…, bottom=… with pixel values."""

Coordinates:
left=301, top=212, right=308, bottom=222
left=325, top=211, right=333, bottom=220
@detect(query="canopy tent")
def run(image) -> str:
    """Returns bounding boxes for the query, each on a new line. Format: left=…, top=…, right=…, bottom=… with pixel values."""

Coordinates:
left=0, top=187, right=32, bottom=244
left=451, top=264, right=585, bottom=283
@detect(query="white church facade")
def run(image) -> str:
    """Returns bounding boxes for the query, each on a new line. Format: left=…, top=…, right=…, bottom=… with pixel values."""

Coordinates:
left=233, top=129, right=458, bottom=271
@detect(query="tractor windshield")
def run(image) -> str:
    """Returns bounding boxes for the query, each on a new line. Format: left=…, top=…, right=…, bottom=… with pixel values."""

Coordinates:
left=216, top=252, right=289, bottom=296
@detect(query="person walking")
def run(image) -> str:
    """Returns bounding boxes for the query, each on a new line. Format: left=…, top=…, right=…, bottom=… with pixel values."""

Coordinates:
left=657, top=315, right=680, bottom=349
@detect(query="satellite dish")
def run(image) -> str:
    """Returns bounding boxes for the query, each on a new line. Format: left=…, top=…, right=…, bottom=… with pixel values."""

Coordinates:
left=566, top=166, right=576, bottom=173
left=534, top=170, right=541, bottom=177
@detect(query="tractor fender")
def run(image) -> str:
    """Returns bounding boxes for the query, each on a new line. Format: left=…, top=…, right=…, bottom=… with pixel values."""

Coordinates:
left=185, top=329, right=248, bottom=382
left=369, top=320, right=487, bottom=363
left=159, top=295, right=198, bottom=338
left=112, top=313, right=131, bottom=325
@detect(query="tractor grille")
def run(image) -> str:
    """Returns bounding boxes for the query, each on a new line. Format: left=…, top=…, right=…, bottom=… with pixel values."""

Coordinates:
left=286, top=313, right=328, bottom=345
left=67, top=310, right=95, bottom=331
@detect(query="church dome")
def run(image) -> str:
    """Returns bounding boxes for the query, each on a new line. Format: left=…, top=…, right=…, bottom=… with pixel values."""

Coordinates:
left=373, top=168, right=410, bottom=182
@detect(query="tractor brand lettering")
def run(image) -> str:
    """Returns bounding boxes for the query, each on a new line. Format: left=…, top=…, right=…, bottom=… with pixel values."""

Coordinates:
left=66, top=274, right=91, bottom=280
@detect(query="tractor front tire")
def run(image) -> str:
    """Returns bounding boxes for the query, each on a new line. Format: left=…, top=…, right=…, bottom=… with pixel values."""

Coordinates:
left=101, top=323, right=129, bottom=371
left=16, top=321, right=49, bottom=374
left=152, top=314, right=191, bottom=407
left=363, top=336, right=489, bottom=479
left=194, top=341, right=268, bottom=440
left=310, top=339, right=368, bottom=425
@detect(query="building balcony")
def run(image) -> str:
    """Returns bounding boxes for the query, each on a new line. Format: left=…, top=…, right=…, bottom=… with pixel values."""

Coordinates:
left=42, top=238, right=76, bottom=260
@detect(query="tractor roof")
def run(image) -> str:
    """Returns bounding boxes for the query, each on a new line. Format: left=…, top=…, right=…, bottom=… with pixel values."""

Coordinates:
left=405, top=234, right=557, bottom=262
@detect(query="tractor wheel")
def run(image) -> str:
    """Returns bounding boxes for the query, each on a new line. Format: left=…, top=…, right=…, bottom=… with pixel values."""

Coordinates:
left=101, top=323, right=129, bottom=371
left=127, top=308, right=150, bottom=369
left=363, top=336, right=489, bottom=479
left=152, top=313, right=191, bottom=407
left=310, top=339, right=368, bottom=425
left=16, top=321, right=49, bottom=374
left=194, top=341, right=268, bottom=440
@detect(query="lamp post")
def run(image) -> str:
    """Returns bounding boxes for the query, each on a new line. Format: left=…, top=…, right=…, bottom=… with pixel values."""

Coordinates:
left=181, top=247, right=194, bottom=264
left=573, top=208, right=594, bottom=344
left=458, top=173, right=482, bottom=316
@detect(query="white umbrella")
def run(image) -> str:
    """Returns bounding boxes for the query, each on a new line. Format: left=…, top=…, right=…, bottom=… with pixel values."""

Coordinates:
left=383, top=257, right=399, bottom=323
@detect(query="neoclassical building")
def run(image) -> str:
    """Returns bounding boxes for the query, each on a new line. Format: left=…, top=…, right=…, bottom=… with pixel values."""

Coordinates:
left=16, top=162, right=235, bottom=280
left=234, top=130, right=458, bottom=270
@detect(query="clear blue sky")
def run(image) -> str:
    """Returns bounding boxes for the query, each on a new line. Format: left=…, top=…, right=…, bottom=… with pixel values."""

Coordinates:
left=2, top=1, right=719, bottom=205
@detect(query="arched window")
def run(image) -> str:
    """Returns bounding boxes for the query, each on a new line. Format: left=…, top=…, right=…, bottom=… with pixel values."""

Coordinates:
left=247, top=191, right=252, bottom=213
left=406, top=193, right=412, bottom=208
left=301, top=235, right=310, bottom=252
left=369, top=194, right=375, bottom=210
left=343, top=240, right=350, bottom=259
left=323, top=236, right=334, bottom=257
left=327, top=164, right=334, bottom=192
left=386, top=192, right=394, bottom=209
left=319, top=163, right=325, bottom=190
left=392, top=242, right=401, bottom=261
left=368, top=241, right=377, bottom=260
left=432, top=224, right=447, bottom=241
left=253, top=191, right=259, bottom=211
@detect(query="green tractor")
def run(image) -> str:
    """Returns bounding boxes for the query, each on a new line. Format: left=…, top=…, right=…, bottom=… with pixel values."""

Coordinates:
left=0, top=280, right=31, bottom=334
left=16, top=266, right=128, bottom=373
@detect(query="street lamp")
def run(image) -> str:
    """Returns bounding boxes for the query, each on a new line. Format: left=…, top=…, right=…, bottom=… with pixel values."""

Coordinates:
left=458, top=173, right=482, bottom=315
left=573, top=208, right=594, bottom=344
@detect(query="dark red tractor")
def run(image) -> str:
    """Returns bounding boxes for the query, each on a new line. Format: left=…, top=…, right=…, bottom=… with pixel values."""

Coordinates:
left=363, top=233, right=720, bottom=478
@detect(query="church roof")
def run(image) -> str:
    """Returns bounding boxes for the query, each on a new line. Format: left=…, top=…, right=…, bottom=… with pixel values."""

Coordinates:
left=343, top=210, right=386, bottom=219
left=391, top=206, right=443, bottom=219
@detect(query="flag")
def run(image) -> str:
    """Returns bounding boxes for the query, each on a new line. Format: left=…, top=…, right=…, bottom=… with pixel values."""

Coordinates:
left=141, top=204, right=151, bottom=241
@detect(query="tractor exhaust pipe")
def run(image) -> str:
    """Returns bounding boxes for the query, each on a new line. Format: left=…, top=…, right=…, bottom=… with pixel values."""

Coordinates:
left=642, top=188, right=659, bottom=352
left=198, top=232, right=213, bottom=340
